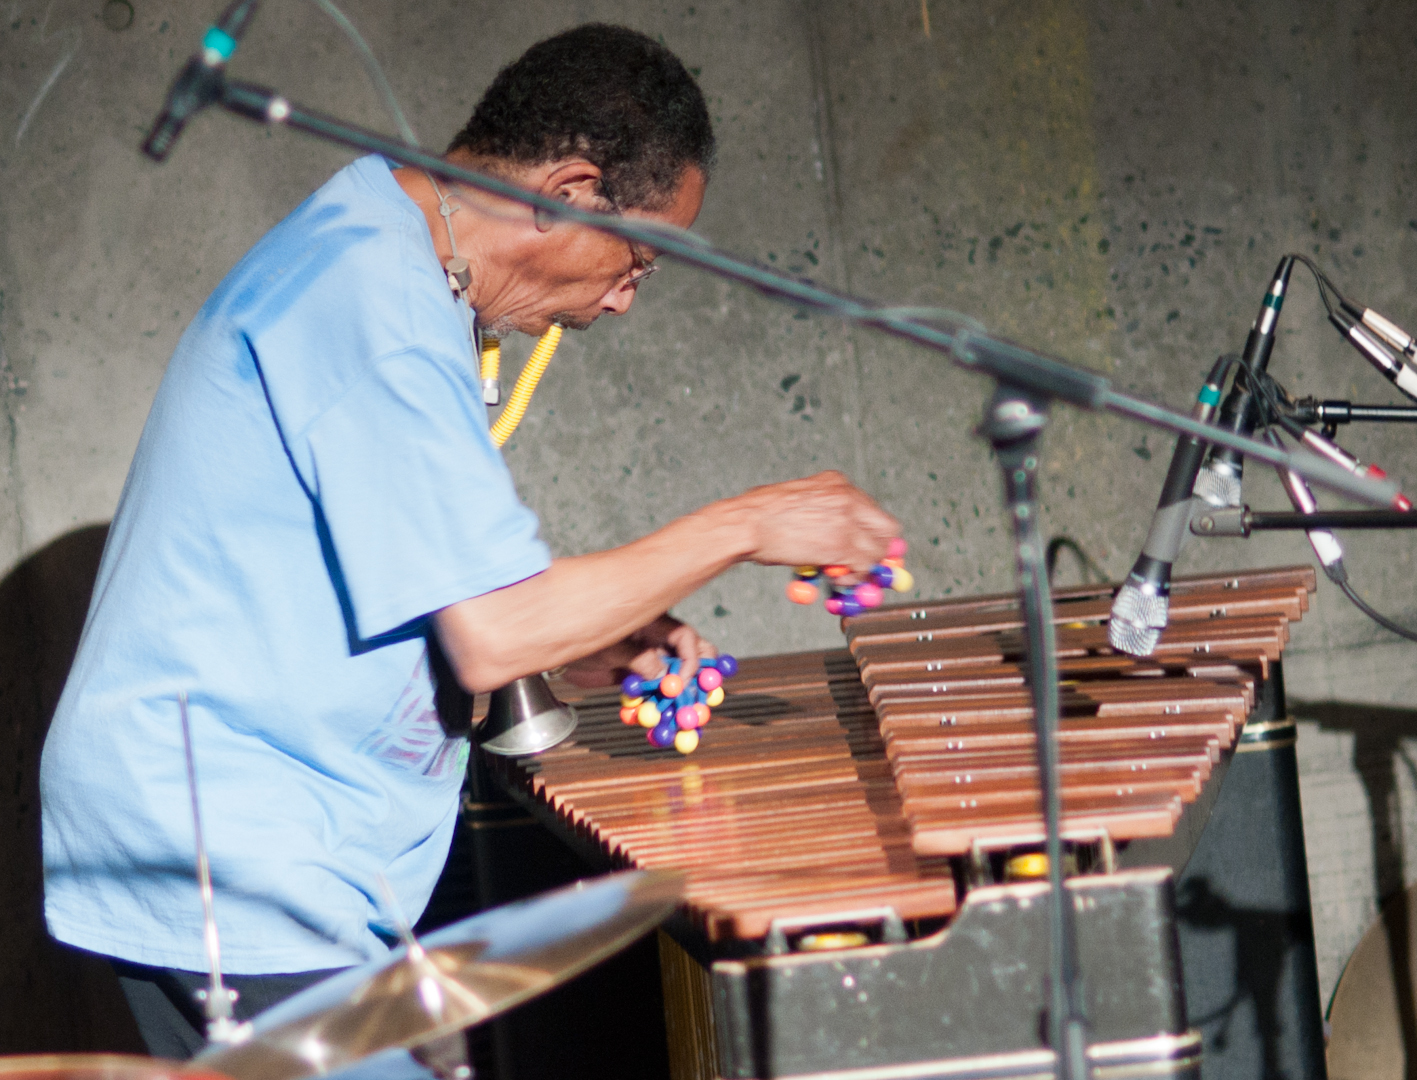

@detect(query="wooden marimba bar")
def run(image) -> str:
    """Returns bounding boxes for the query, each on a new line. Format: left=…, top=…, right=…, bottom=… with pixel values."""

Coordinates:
left=494, top=647, right=958, bottom=943
left=846, top=565, right=1313, bottom=860
left=494, top=565, right=1315, bottom=944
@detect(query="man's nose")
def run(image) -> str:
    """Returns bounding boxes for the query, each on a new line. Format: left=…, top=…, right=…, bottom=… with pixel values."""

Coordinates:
left=599, top=282, right=638, bottom=317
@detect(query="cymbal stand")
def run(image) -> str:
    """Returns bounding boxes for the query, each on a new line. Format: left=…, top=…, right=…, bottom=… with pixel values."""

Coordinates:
left=178, top=690, right=243, bottom=1044
left=374, top=874, right=475, bottom=1080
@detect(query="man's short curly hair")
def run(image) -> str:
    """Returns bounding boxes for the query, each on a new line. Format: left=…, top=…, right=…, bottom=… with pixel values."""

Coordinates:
left=449, top=24, right=715, bottom=211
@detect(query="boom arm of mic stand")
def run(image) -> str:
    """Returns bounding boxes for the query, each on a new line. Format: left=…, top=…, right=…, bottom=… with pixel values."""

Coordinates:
left=1192, top=508, right=1417, bottom=535
left=210, top=78, right=1397, bottom=509
left=1291, top=399, right=1417, bottom=425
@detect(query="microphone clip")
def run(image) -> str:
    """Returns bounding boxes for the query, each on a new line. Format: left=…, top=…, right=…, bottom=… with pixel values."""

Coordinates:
left=142, top=1, right=259, bottom=162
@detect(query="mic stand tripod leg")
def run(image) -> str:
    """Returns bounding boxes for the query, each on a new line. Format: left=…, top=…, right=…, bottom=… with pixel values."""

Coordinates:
left=979, top=384, right=1089, bottom=1080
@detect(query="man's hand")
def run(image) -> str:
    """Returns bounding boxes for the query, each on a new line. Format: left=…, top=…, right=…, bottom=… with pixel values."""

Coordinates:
left=560, top=615, right=715, bottom=689
left=729, top=470, right=899, bottom=572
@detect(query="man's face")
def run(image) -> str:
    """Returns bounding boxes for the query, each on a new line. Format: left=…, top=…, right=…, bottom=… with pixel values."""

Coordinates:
left=498, top=166, right=707, bottom=336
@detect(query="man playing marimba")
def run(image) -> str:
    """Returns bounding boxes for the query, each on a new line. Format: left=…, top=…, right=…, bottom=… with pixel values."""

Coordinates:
left=39, top=21, right=896, bottom=1063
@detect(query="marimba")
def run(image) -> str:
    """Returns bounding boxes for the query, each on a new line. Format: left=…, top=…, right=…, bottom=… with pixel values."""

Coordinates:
left=491, top=566, right=1317, bottom=1080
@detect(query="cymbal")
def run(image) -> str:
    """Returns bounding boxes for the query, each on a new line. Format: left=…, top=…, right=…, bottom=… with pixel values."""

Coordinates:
left=196, top=869, right=683, bottom=1080
left=0, top=1056, right=228, bottom=1080
left=1327, top=880, right=1417, bottom=1080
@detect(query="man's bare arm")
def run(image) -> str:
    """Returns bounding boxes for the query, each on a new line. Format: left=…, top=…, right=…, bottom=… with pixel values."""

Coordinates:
left=434, top=471, right=897, bottom=693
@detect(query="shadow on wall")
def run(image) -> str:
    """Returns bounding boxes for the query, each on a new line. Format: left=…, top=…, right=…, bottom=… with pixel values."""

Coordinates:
left=1174, top=876, right=1314, bottom=1080
left=1294, top=699, right=1417, bottom=1070
left=0, top=523, right=144, bottom=1054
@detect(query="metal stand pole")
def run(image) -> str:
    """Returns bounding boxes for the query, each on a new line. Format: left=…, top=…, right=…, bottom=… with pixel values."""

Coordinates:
left=980, top=385, right=1087, bottom=1080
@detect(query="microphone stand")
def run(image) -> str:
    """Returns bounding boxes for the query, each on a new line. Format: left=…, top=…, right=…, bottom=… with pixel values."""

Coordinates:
left=980, top=384, right=1088, bottom=1079
left=140, top=48, right=1407, bottom=1080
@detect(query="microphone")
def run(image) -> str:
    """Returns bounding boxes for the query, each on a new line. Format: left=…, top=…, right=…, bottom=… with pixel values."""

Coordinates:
left=1193, top=257, right=1296, bottom=509
left=1329, top=305, right=1417, bottom=402
left=1340, top=298, right=1416, bottom=362
left=1110, top=258, right=1295, bottom=657
left=142, top=0, right=260, bottom=161
left=1277, top=418, right=1413, bottom=511
left=1266, top=430, right=1347, bottom=583
left=1108, top=357, right=1231, bottom=656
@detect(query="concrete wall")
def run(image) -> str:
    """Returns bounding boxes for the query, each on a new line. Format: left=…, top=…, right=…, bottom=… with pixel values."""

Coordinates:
left=3, top=0, right=1416, bottom=1051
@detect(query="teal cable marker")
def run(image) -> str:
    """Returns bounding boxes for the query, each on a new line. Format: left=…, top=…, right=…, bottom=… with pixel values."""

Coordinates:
left=203, top=26, right=238, bottom=61
left=1197, top=384, right=1222, bottom=406
left=1263, top=291, right=1284, bottom=311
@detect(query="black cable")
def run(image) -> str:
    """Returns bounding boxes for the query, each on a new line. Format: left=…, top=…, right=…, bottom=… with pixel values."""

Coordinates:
left=1045, top=535, right=1109, bottom=586
left=1288, top=253, right=1341, bottom=317
left=1338, top=580, right=1417, bottom=643
left=1231, top=353, right=1289, bottom=433
left=1207, top=352, right=1240, bottom=388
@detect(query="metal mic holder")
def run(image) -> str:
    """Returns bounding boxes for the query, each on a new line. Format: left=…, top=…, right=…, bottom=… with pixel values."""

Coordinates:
left=1193, top=507, right=1417, bottom=536
left=1291, top=397, right=1417, bottom=438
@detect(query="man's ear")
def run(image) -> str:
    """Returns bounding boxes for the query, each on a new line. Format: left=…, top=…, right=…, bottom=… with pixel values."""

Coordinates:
left=540, top=159, right=606, bottom=211
left=530, top=159, right=605, bottom=233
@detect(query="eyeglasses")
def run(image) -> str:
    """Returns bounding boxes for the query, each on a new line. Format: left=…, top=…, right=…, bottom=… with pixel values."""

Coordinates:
left=623, top=243, right=660, bottom=288
left=600, top=179, right=660, bottom=289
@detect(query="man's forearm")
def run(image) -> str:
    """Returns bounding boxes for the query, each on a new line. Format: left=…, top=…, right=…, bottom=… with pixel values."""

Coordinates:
left=435, top=470, right=898, bottom=692
left=434, top=498, right=757, bottom=692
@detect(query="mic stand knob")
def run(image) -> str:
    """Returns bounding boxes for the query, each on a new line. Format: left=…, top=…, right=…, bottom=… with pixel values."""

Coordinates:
left=1190, top=507, right=1250, bottom=537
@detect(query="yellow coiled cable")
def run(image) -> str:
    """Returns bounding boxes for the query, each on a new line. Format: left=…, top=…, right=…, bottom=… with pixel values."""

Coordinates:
left=484, top=324, right=563, bottom=448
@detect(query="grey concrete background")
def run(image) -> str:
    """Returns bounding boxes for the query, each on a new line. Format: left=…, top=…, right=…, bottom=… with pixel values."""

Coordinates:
left=2, top=0, right=1416, bottom=1051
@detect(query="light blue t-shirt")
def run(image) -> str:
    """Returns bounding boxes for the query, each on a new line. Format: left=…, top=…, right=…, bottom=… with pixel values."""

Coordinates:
left=40, top=155, right=551, bottom=973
